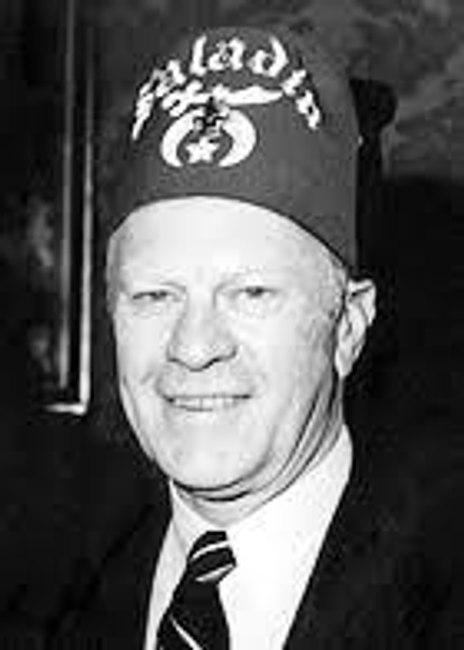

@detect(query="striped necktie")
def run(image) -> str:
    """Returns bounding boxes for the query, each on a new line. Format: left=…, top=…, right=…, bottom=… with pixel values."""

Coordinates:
left=156, top=530, right=236, bottom=650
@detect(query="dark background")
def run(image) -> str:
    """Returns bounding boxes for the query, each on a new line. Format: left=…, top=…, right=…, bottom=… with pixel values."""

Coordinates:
left=0, top=0, right=464, bottom=445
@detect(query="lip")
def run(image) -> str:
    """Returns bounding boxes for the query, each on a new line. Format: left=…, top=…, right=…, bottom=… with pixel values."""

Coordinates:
left=164, top=394, right=251, bottom=412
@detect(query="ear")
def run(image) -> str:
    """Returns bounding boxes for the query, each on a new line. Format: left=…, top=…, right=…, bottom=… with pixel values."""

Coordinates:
left=334, top=278, right=376, bottom=379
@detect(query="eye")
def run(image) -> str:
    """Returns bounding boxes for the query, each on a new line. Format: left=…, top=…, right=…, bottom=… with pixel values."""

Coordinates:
left=225, top=283, right=282, bottom=316
left=241, top=286, right=273, bottom=299
left=238, top=285, right=276, bottom=302
left=128, top=286, right=182, bottom=312
left=133, top=289, right=172, bottom=302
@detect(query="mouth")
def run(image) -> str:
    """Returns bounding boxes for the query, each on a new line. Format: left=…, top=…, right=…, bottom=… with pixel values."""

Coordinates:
left=165, top=394, right=250, bottom=412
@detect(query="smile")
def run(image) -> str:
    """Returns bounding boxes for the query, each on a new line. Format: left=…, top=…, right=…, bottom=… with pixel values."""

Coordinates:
left=166, top=395, right=249, bottom=411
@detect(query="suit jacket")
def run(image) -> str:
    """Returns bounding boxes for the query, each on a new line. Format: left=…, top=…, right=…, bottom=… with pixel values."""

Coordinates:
left=1, top=418, right=464, bottom=649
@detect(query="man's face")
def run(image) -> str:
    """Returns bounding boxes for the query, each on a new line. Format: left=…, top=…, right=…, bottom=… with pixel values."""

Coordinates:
left=108, top=197, right=348, bottom=517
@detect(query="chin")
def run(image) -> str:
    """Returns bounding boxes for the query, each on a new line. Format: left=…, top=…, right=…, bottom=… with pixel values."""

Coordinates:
left=168, top=454, right=250, bottom=496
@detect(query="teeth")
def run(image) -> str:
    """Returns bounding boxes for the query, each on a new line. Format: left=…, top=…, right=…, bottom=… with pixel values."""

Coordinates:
left=169, top=395, right=245, bottom=411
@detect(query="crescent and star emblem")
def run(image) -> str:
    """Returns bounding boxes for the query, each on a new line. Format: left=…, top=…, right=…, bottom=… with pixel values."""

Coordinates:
left=161, top=101, right=257, bottom=168
left=160, top=86, right=283, bottom=169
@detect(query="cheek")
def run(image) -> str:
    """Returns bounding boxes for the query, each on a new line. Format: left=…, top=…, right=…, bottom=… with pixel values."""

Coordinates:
left=113, top=317, right=170, bottom=458
left=296, top=316, right=336, bottom=376
left=254, top=314, right=334, bottom=394
left=254, top=316, right=336, bottom=435
left=113, top=312, right=168, bottom=383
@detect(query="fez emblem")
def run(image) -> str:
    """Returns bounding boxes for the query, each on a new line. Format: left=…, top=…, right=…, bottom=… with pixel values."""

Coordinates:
left=160, top=86, right=283, bottom=168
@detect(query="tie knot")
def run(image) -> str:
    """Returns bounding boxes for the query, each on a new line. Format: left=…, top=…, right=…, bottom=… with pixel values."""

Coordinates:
left=186, top=530, right=236, bottom=585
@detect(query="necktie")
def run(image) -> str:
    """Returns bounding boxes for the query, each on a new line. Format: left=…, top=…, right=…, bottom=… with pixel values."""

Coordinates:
left=156, top=530, right=236, bottom=650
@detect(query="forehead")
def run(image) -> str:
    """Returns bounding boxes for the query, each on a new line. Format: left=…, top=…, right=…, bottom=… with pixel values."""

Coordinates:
left=109, top=196, right=334, bottom=281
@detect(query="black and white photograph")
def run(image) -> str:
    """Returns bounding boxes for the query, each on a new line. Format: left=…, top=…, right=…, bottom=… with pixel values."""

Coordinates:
left=0, top=0, right=463, bottom=646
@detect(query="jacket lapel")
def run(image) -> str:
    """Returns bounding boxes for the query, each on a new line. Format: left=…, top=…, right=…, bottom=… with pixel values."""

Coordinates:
left=284, top=438, right=404, bottom=649
left=55, top=468, right=172, bottom=647
left=101, top=481, right=171, bottom=646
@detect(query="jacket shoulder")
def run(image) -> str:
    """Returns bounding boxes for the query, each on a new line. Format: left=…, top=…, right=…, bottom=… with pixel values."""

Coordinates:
left=0, top=414, right=161, bottom=634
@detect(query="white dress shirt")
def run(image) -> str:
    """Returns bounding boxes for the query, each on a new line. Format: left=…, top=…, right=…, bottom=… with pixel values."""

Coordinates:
left=145, top=427, right=352, bottom=650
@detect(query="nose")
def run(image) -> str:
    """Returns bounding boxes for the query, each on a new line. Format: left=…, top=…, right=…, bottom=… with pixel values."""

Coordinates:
left=167, top=298, right=237, bottom=370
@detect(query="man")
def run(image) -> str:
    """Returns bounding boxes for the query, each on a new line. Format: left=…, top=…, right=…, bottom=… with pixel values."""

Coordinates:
left=4, top=22, right=463, bottom=649
left=106, top=23, right=377, bottom=648
left=107, top=195, right=374, bottom=648
left=91, top=22, right=464, bottom=649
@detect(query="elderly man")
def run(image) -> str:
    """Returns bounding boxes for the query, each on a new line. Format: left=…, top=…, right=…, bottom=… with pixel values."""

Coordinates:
left=86, top=23, right=464, bottom=649
left=10, top=21, right=462, bottom=649
left=107, top=23, right=376, bottom=648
